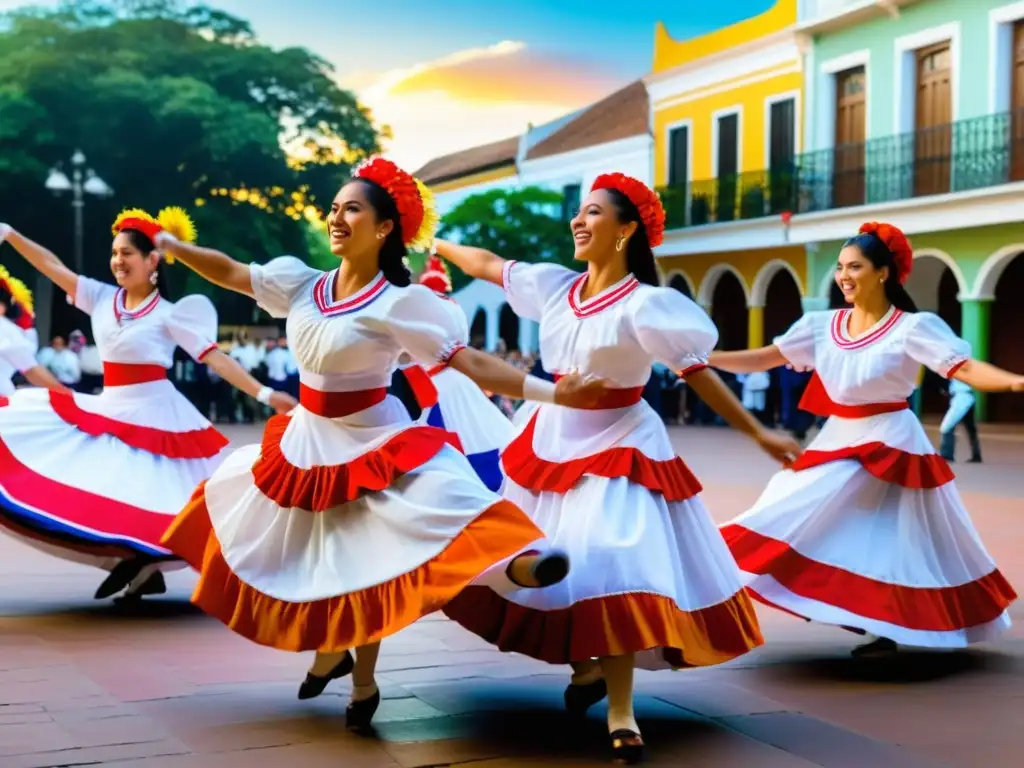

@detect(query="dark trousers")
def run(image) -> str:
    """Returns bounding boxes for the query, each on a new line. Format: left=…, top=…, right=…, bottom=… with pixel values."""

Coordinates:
left=940, top=405, right=982, bottom=462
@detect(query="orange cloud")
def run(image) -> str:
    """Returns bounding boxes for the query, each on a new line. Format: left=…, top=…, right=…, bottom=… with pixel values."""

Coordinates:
left=344, top=41, right=624, bottom=170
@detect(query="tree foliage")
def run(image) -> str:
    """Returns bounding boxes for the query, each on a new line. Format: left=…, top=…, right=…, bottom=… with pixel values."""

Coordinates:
left=436, top=186, right=578, bottom=292
left=0, top=0, right=381, bottom=331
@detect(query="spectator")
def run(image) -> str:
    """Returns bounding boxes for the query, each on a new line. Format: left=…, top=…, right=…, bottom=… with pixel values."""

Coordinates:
left=47, top=335, right=81, bottom=389
left=71, top=329, right=102, bottom=393
left=229, top=331, right=260, bottom=423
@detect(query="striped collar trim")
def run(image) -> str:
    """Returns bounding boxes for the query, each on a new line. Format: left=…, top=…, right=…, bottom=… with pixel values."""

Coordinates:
left=830, top=306, right=903, bottom=350
left=567, top=272, right=639, bottom=318
left=313, top=270, right=389, bottom=317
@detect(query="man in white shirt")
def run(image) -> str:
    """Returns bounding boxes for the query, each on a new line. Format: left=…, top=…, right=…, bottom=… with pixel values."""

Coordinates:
left=47, top=335, right=81, bottom=388
left=263, top=336, right=291, bottom=394
left=71, top=329, right=103, bottom=393
left=280, top=335, right=299, bottom=398
left=229, top=332, right=260, bottom=422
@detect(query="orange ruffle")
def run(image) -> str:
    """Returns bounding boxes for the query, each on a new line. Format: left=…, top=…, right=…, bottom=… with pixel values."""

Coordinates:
left=791, top=441, right=955, bottom=489
left=47, top=390, right=229, bottom=460
left=443, top=586, right=763, bottom=667
left=161, top=483, right=544, bottom=652
left=502, top=412, right=702, bottom=501
left=251, top=415, right=461, bottom=512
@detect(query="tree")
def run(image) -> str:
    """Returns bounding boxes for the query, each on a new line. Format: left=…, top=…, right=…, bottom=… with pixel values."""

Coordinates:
left=436, top=186, right=578, bottom=292
left=0, top=0, right=381, bottom=330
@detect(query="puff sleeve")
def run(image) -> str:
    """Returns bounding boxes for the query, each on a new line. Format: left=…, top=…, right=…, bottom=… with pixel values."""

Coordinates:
left=383, top=285, right=469, bottom=366
left=248, top=256, right=320, bottom=318
left=629, top=287, right=719, bottom=375
left=0, top=319, right=39, bottom=373
left=72, top=275, right=116, bottom=316
left=905, top=312, right=970, bottom=378
left=500, top=260, right=578, bottom=322
left=167, top=295, right=220, bottom=362
left=773, top=313, right=820, bottom=370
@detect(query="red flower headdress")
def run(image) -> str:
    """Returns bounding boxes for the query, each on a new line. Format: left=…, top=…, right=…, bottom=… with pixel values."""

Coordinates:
left=112, top=207, right=197, bottom=264
left=351, top=156, right=439, bottom=251
left=591, top=173, right=666, bottom=248
left=0, top=264, right=34, bottom=330
left=859, top=221, right=913, bottom=284
left=418, top=254, right=452, bottom=294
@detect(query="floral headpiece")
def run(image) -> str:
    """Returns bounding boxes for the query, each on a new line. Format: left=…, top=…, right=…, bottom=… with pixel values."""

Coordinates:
left=112, top=206, right=197, bottom=265
left=859, top=221, right=913, bottom=284
left=418, top=254, right=452, bottom=294
left=0, top=264, right=35, bottom=329
left=351, top=156, right=438, bottom=251
left=591, top=173, right=666, bottom=248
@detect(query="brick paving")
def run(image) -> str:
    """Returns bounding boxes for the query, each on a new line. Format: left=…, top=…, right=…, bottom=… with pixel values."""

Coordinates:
left=1, top=423, right=1022, bottom=767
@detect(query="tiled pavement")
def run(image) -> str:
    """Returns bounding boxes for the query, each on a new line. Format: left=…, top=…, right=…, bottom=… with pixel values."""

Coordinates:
left=1, top=423, right=1022, bottom=767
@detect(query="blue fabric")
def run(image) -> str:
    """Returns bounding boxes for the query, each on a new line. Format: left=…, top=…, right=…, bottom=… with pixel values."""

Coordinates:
left=427, top=404, right=504, bottom=492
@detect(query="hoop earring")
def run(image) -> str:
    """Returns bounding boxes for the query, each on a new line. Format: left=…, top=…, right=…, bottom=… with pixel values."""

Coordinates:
left=615, top=236, right=625, bottom=252
left=376, top=232, right=385, bottom=240
left=149, top=270, right=159, bottom=286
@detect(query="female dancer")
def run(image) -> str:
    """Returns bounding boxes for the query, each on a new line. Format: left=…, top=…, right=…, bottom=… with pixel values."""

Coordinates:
left=0, top=264, right=67, bottom=397
left=0, top=211, right=295, bottom=603
left=714, top=222, right=1020, bottom=657
left=435, top=173, right=801, bottom=764
left=398, top=254, right=515, bottom=491
left=155, top=157, right=607, bottom=731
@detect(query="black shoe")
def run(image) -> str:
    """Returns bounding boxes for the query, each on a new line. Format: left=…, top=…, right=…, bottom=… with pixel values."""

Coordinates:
left=506, top=549, right=570, bottom=588
left=95, top=560, right=149, bottom=600
left=968, top=456, right=982, bottom=463
left=564, top=678, right=607, bottom=716
left=346, top=688, right=381, bottom=733
left=114, top=571, right=167, bottom=605
left=609, top=729, right=644, bottom=765
left=297, top=652, right=354, bottom=700
left=851, top=637, right=898, bottom=658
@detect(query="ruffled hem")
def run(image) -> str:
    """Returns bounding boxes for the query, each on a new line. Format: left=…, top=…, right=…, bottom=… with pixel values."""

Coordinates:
left=721, top=524, right=1017, bottom=631
left=502, top=412, right=702, bottom=501
left=443, top=587, right=763, bottom=667
left=47, top=390, right=229, bottom=460
left=251, top=415, right=462, bottom=512
left=162, top=483, right=544, bottom=652
left=790, top=441, right=954, bottom=489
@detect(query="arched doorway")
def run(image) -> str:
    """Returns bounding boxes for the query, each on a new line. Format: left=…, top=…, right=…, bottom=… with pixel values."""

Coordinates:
left=990, top=252, right=1024, bottom=422
left=499, top=303, right=519, bottom=352
left=469, top=308, right=486, bottom=349
left=710, top=271, right=748, bottom=351
left=669, top=273, right=693, bottom=298
left=905, top=255, right=964, bottom=415
left=763, top=269, right=803, bottom=342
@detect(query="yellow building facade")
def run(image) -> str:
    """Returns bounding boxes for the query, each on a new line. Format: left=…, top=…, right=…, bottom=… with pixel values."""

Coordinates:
left=646, top=0, right=807, bottom=351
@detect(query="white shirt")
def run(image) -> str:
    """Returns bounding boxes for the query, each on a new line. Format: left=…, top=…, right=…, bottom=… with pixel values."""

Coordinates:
left=37, top=345, right=56, bottom=367
left=264, top=347, right=291, bottom=381
left=230, top=342, right=261, bottom=372
left=78, top=344, right=103, bottom=375
left=49, top=348, right=81, bottom=385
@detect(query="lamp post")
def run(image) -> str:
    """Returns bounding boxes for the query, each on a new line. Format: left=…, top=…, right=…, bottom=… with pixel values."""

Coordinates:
left=39, top=150, right=113, bottom=341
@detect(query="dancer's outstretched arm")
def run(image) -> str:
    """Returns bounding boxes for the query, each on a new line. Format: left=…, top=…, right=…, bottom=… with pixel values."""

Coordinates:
left=708, top=346, right=788, bottom=374
left=154, top=233, right=253, bottom=297
left=21, top=365, right=71, bottom=392
left=204, top=349, right=296, bottom=414
left=434, top=240, right=504, bottom=286
left=0, top=224, right=78, bottom=297
left=953, top=360, right=1024, bottom=392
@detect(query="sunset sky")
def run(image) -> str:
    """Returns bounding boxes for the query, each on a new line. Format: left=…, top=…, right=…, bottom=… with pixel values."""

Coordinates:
left=1, top=0, right=775, bottom=170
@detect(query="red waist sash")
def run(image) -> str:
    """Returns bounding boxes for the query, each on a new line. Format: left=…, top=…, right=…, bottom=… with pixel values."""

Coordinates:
left=799, top=373, right=909, bottom=419
left=552, top=374, right=644, bottom=410
left=103, top=362, right=167, bottom=387
left=300, top=384, right=387, bottom=418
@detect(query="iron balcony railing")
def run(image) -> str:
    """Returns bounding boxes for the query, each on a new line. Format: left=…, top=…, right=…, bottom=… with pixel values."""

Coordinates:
left=657, top=109, right=1024, bottom=230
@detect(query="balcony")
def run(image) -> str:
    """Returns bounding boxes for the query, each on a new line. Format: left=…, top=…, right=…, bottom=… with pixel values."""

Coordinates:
left=658, top=109, right=1024, bottom=234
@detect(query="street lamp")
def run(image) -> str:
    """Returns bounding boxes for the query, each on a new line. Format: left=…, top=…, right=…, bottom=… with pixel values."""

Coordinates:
left=45, top=149, right=113, bottom=274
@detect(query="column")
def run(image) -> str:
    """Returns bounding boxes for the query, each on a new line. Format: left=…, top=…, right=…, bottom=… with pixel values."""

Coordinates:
left=960, top=297, right=992, bottom=421
left=747, top=305, right=764, bottom=348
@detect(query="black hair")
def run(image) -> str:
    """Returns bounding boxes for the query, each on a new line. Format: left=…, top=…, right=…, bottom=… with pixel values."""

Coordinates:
left=351, top=178, right=412, bottom=287
left=603, top=188, right=659, bottom=286
left=0, top=285, right=23, bottom=322
left=842, top=231, right=917, bottom=313
left=119, top=228, right=171, bottom=298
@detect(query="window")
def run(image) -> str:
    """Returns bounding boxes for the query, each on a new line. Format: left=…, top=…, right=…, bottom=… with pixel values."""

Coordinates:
left=561, top=183, right=581, bottom=221
left=668, top=124, right=689, bottom=187
left=716, top=113, right=739, bottom=178
left=768, top=98, right=796, bottom=170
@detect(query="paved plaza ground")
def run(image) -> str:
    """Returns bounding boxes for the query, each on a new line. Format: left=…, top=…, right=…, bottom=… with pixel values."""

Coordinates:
left=1, top=422, right=1022, bottom=767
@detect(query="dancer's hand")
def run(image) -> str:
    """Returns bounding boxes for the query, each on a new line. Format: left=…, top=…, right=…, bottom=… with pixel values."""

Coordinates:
left=554, top=372, right=615, bottom=409
left=1010, top=375, right=1024, bottom=393
left=269, top=390, right=298, bottom=414
left=0, top=223, right=10, bottom=246
left=756, top=428, right=802, bottom=466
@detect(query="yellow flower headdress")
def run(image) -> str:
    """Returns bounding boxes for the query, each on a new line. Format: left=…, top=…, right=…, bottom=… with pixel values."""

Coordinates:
left=112, top=206, right=197, bottom=264
left=351, top=156, right=440, bottom=251
left=0, top=264, right=34, bottom=327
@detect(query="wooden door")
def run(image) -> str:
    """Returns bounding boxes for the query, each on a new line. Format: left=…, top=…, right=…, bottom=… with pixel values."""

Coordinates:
left=833, top=67, right=866, bottom=207
left=716, top=113, right=739, bottom=221
left=914, top=42, right=952, bottom=196
left=1011, top=21, right=1024, bottom=180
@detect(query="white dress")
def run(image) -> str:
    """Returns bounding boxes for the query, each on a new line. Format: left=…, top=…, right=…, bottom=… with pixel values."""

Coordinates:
left=0, top=316, right=39, bottom=399
left=444, top=261, right=763, bottom=670
left=720, top=307, right=1016, bottom=647
left=0, top=277, right=229, bottom=573
left=162, top=257, right=545, bottom=652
